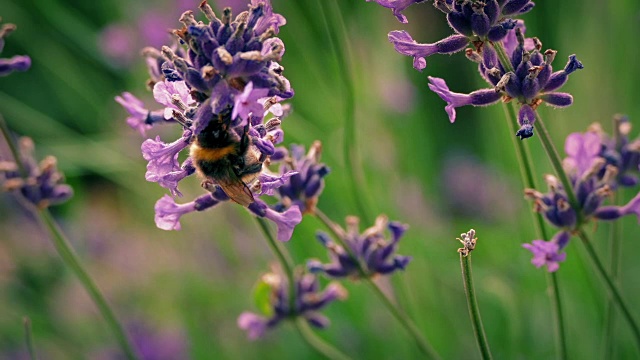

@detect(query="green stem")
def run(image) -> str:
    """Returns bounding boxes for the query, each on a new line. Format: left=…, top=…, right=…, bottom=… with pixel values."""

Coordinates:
left=255, top=217, right=296, bottom=313
left=23, top=317, right=37, bottom=360
left=318, top=0, right=373, bottom=225
left=0, top=113, right=28, bottom=177
left=459, top=254, right=492, bottom=360
left=577, top=230, right=640, bottom=351
left=315, top=209, right=440, bottom=359
left=533, top=112, right=582, bottom=222
left=38, top=209, right=137, bottom=360
left=294, top=317, right=352, bottom=360
left=498, top=94, right=567, bottom=359
left=603, top=192, right=621, bottom=359
left=254, top=218, right=351, bottom=360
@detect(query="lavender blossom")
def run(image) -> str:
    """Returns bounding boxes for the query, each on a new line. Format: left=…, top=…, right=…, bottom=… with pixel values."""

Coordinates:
left=522, top=231, right=569, bottom=272
left=431, top=25, right=583, bottom=138
left=588, top=116, right=640, bottom=187
left=366, top=0, right=425, bottom=24
left=307, top=215, right=412, bottom=279
left=117, top=1, right=304, bottom=240
left=382, top=0, right=530, bottom=70
left=268, top=141, right=330, bottom=214
left=0, top=20, right=31, bottom=76
left=523, top=128, right=640, bottom=271
left=237, top=269, right=347, bottom=340
left=373, top=0, right=582, bottom=139
left=1, top=136, right=72, bottom=208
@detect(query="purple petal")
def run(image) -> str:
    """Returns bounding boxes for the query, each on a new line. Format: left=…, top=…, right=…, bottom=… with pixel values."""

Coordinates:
left=237, top=312, right=269, bottom=340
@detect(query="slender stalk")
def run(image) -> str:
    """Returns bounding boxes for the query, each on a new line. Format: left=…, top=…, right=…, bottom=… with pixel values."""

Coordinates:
left=254, top=218, right=351, bottom=360
left=576, top=230, right=640, bottom=351
left=255, top=217, right=296, bottom=313
left=497, top=80, right=567, bottom=358
left=318, top=0, right=373, bottom=225
left=0, top=113, right=27, bottom=177
left=315, top=209, right=440, bottom=359
left=459, top=254, right=492, bottom=360
left=294, top=317, right=352, bottom=360
left=603, top=192, right=622, bottom=359
left=38, top=210, right=138, bottom=360
left=23, top=317, right=37, bottom=360
left=533, top=113, right=582, bottom=222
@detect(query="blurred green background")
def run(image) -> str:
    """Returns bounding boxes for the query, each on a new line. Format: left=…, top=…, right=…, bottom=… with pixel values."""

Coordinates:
left=1, top=0, right=640, bottom=358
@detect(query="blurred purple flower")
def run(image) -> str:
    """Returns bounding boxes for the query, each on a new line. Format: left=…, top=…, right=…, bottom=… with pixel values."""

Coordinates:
left=366, top=0, right=423, bottom=23
left=0, top=21, right=31, bottom=76
left=523, top=231, right=569, bottom=272
left=238, top=269, right=347, bottom=339
left=1, top=137, right=72, bottom=208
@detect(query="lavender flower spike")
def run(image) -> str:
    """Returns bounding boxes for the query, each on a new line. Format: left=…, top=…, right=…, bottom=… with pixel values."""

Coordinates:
left=237, top=269, right=347, bottom=340
left=308, top=215, right=412, bottom=279
left=0, top=21, right=31, bottom=76
left=1, top=136, right=73, bottom=208
left=366, top=0, right=424, bottom=24
left=428, top=76, right=502, bottom=123
left=388, top=31, right=469, bottom=71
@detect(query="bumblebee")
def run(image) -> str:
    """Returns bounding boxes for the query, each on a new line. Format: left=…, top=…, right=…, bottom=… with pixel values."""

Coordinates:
left=190, top=117, right=263, bottom=206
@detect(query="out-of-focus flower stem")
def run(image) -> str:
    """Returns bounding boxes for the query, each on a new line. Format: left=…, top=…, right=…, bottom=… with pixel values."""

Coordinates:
left=0, top=115, right=137, bottom=360
left=459, top=253, right=492, bottom=360
left=604, top=192, right=621, bottom=359
left=319, top=0, right=373, bottom=225
left=293, top=317, right=352, bottom=360
left=495, top=42, right=567, bottom=360
left=0, top=114, right=27, bottom=177
left=255, top=217, right=351, bottom=360
left=577, top=229, right=640, bottom=350
left=38, top=210, right=138, bottom=360
left=23, top=317, right=37, bottom=360
left=315, top=209, right=441, bottom=359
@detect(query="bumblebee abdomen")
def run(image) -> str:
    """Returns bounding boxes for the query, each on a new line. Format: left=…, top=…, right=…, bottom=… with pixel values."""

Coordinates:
left=190, top=143, right=238, bottom=180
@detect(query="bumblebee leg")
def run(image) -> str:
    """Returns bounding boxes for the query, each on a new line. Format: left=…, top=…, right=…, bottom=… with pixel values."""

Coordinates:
left=237, top=162, right=263, bottom=177
left=239, top=124, right=250, bottom=153
left=201, top=179, right=217, bottom=192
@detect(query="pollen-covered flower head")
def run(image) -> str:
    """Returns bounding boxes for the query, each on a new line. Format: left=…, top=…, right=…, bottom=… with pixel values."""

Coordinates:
left=1, top=136, right=73, bottom=209
left=307, top=215, right=412, bottom=279
left=237, top=267, right=347, bottom=340
left=0, top=19, right=31, bottom=77
left=116, top=1, right=303, bottom=241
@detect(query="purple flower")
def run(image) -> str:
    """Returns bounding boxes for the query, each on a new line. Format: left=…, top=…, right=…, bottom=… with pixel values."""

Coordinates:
left=251, top=0, right=287, bottom=35
left=308, top=215, right=412, bottom=278
left=155, top=191, right=226, bottom=230
left=588, top=116, right=640, bottom=187
left=388, top=31, right=469, bottom=71
left=232, top=82, right=270, bottom=123
left=119, top=1, right=306, bottom=240
left=1, top=137, right=72, bottom=208
left=366, top=0, right=422, bottom=23
left=237, top=269, right=347, bottom=340
left=270, top=142, right=330, bottom=214
left=523, top=232, right=569, bottom=272
left=427, top=76, right=502, bottom=123
left=595, top=192, right=640, bottom=223
left=142, top=131, right=192, bottom=192
left=248, top=199, right=302, bottom=241
left=115, top=92, right=163, bottom=136
left=0, top=21, right=31, bottom=77
left=153, top=80, right=195, bottom=119
left=563, top=131, right=601, bottom=177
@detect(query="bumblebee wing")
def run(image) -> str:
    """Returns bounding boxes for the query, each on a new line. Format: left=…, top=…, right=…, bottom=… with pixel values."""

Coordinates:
left=218, top=177, right=255, bottom=207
